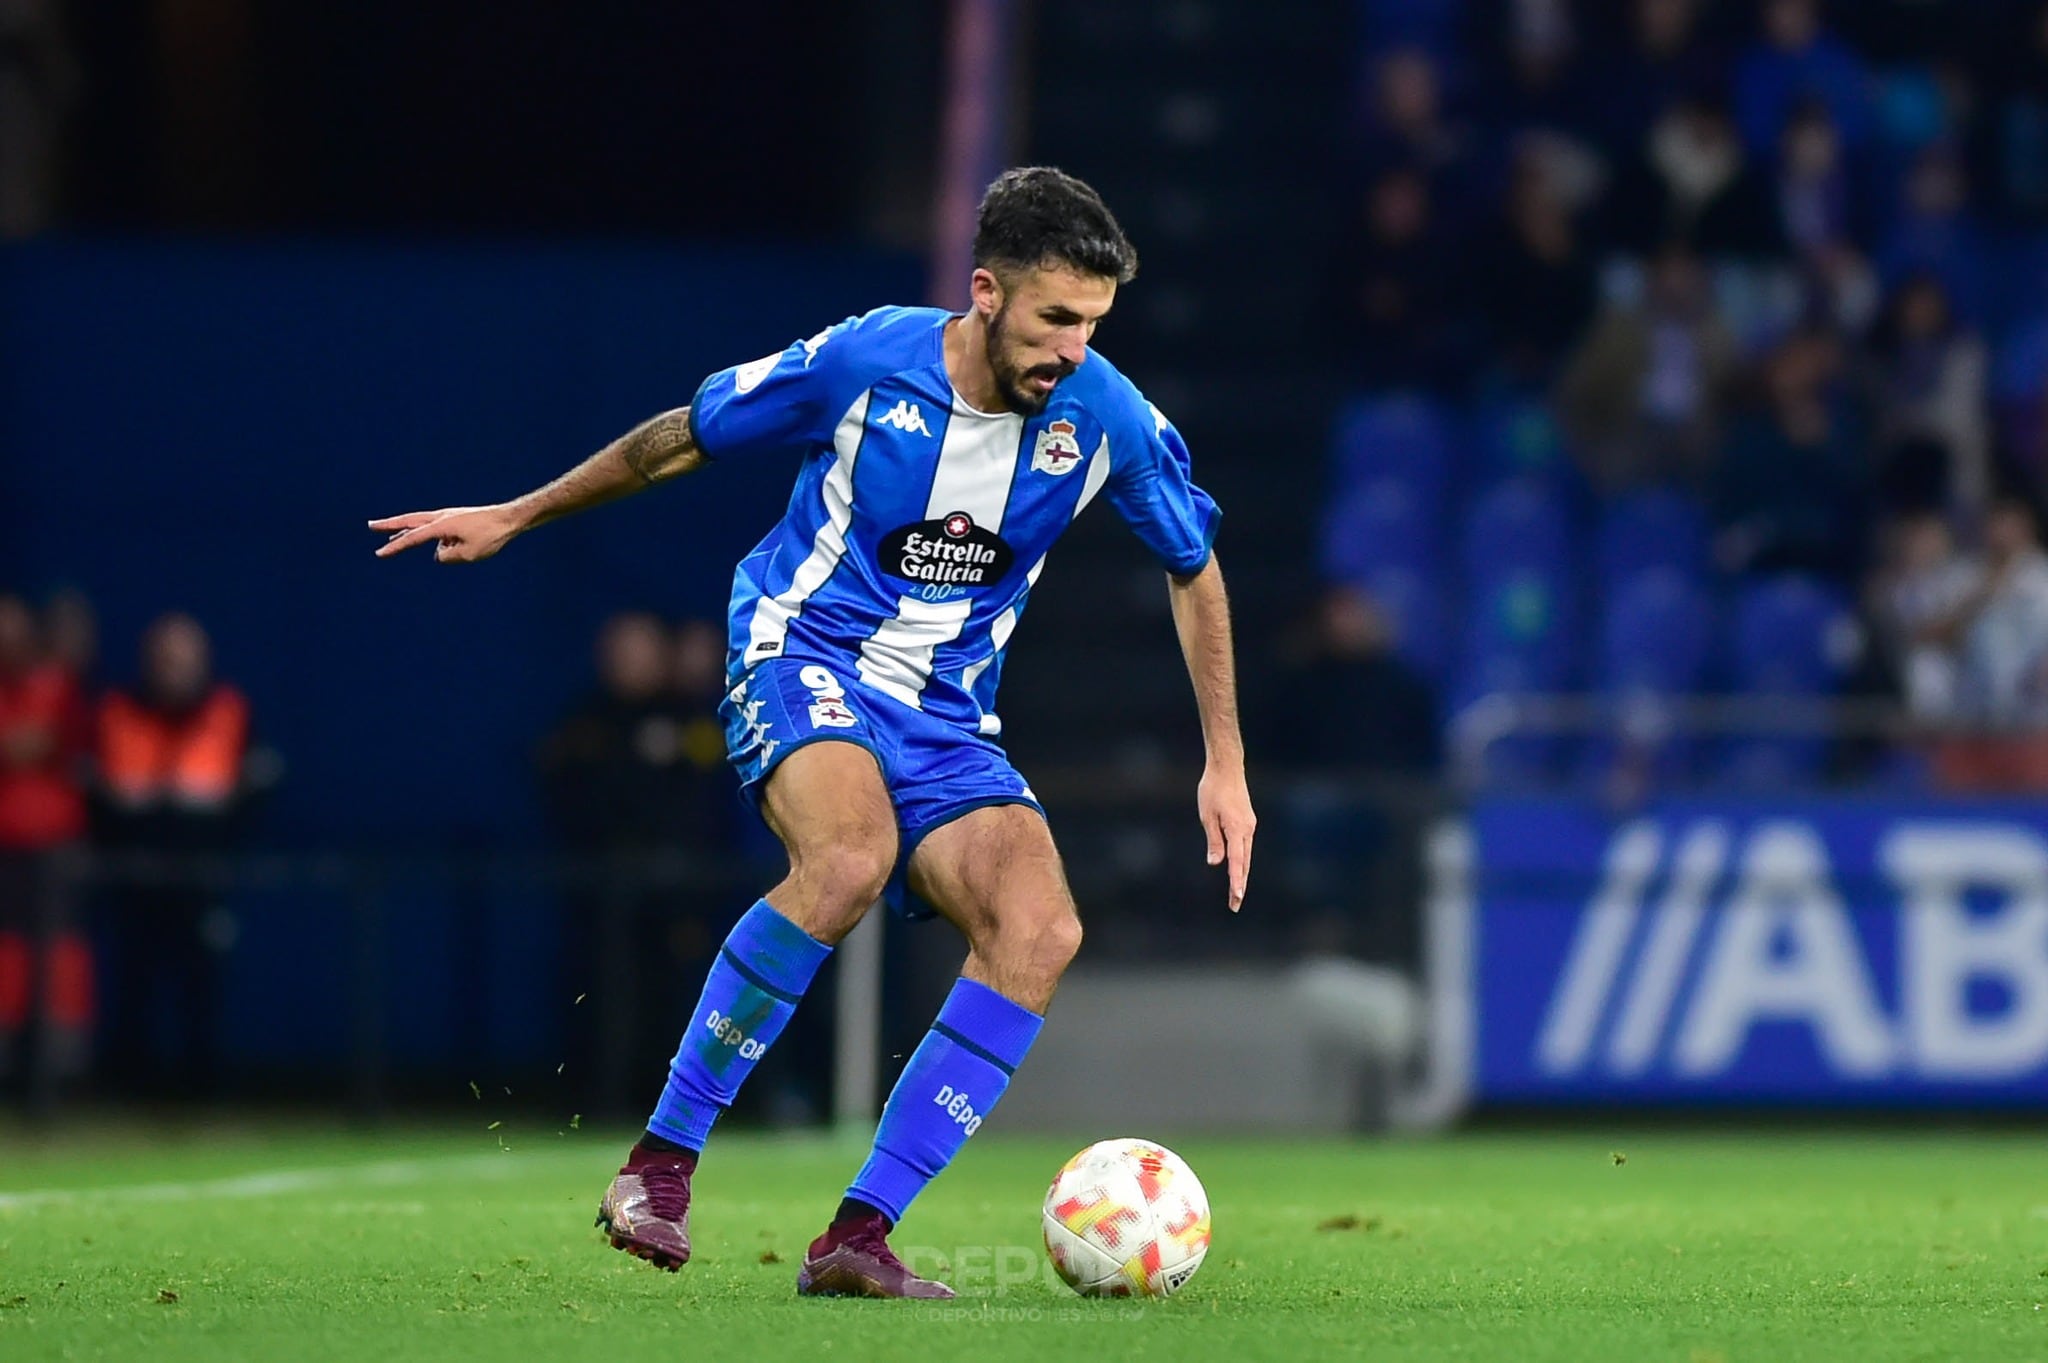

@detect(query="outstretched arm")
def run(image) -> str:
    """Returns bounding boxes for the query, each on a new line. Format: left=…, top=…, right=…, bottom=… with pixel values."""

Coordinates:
left=1167, top=555, right=1255, bottom=911
left=369, top=406, right=705, bottom=562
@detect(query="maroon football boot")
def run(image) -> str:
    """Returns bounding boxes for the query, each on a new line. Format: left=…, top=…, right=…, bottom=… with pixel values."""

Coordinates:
left=596, top=1144, right=694, bottom=1271
left=796, top=1211, right=956, bottom=1299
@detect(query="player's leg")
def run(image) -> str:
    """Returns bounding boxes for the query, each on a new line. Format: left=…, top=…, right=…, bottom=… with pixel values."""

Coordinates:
left=906, top=803, right=1081, bottom=1010
left=639, top=740, right=894, bottom=1155
left=845, top=805, right=1074, bottom=1215
left=602, top=661, right=900, bottom=1271
left=800, top=801, right=1075, bottom=1299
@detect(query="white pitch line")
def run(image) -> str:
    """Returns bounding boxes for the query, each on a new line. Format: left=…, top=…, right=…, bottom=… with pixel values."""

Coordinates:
left=0, top=1149, right=591, bottom=1212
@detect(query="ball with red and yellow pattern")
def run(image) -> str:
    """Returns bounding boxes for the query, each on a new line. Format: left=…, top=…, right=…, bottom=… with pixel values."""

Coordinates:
left=1041, top=1137, right=1211, bottom=1298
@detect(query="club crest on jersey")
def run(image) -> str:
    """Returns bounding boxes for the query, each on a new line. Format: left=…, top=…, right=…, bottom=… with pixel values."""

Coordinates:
left=878, top=510, right=1015, bottom=588
left=1032, top=418, right=1083, bottom=476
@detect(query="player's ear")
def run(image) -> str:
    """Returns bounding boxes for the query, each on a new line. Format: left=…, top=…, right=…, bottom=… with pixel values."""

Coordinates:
left=969, top=267, right=1004, bottom=319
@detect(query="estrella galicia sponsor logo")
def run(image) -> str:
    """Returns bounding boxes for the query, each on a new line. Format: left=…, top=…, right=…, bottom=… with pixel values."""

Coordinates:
left=879, top=510, right=1014, bottom=588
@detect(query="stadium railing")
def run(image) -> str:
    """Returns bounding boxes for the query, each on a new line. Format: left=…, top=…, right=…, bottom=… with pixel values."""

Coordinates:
left=8, top=778, right=1438, bottom=1124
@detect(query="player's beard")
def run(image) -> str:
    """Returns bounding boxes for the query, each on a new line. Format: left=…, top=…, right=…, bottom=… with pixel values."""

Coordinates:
left=987, top=305, right=1076, bottom=416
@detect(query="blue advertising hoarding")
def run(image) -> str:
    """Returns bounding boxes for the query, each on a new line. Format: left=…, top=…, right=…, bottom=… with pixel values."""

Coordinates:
left=1468, top=798, right=2048, bottom=1105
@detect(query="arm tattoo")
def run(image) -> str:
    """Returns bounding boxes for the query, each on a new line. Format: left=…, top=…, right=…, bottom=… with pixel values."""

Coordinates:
left=617, top=408, right=704, bottom=484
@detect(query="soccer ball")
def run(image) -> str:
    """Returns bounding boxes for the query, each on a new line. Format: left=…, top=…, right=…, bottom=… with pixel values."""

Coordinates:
left=1041, top=1138, right=1211, bottom=1298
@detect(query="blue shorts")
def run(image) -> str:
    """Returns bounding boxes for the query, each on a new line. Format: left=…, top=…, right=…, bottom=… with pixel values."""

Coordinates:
left=720, top=658, right=1044, bottom=921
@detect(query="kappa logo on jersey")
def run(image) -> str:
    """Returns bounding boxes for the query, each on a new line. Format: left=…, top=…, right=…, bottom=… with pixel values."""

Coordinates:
left=802, top=326, right=834, bottom=366
left=798, top=664, right=860, bottom=729
left=876, top=399, right=933, bottom=436
left=1031, top=418, right=1084, bottom=476
left=878, top=511, right=1016, bottom=588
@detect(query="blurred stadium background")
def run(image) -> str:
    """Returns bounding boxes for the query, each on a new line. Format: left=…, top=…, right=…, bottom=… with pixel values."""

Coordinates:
left=5, top=0, right=2048, bottom=1157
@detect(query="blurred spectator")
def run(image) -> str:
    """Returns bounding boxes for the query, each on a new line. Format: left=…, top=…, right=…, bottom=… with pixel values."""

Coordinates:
left=1835, top=0, right=1984, bottom=65
left=1475, top=0, right=1596, bottom=151
left=42, top=588, right=98, bottom=767
left=666, top=616, right=735, bottom=843
left=1591, top=0, right=1729, bottom=161
left=1773, top=99, right=1879, bottom=331
left=1865, top=273, right=1991, bottom=519
left=1265, top=587, right=1441, bottom=777
left=1868, top=510, right=1975, bottom=722
left=1932, top=494, right=2048, bottom=729
left=1356, top=46, right=1477, bottom=216
left=540, top=612, right=704, bottom=850
left=1559, top=242, right=1741, bottom=490
left=1774, top=98, right=1858, bottom=256
left=0, top=594, right=90, bottom=1101
left=43, top=588, right=97, bottom=692
left=1263, top=586, right=1439, bottom=965
left=1972, top=0, right=2048, bottom=227
left=1714, top=323, right=1869, bottom=579
left=2003, top=325, right=2048, bottom=489
left=1605, top=95, right=1784, bottom=257
left=1734, top=0, right=1875, bottom=160
left=1344, top=163, right=1468, bottom=393
left=0, top=0, right=79, bottom=236
left=1878, top=145, right=1984, bottom=319
left=94, top=612, right=256, bottom=1097
left=538, top=612, right=742, bottom=1109
left=1475, top=139, right=1599, bottom=383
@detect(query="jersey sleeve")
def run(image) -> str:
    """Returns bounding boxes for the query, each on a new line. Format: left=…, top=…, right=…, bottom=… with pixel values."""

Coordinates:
left=687, top=318, right=854, bottom=461
left=1104, top=395, right=1222, bottom=576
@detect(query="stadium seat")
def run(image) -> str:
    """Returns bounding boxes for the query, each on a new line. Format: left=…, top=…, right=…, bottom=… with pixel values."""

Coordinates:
left=1320, top=475, right=1439, bottom=584
left=1600, top=569, right=1714, bottom=695
left=1582, top=570, right=1715, bottom=788
left=1329, top=393, right=1458, bottom=508
left=1358, top=0, right=1466, bottom=53
left=1994, top=315, right=2048, bottom=408
left=1453, top=569, right=1581, bottom=783
left=1461, top=475, right=1572, bottom=591
left=1596, top=488, right=1709, bottom=589
left=1466, top=392, right=1569, bottom=488
left=1717, top=574, right=1853, bottom=787
left=1358, top=566, right=1449, bottom=680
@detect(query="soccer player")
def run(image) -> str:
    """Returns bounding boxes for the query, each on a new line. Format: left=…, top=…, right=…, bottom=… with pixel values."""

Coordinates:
left=369, top=167, right=1254, bottom=1299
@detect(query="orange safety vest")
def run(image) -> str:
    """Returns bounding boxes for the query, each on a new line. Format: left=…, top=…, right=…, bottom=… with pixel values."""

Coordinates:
left=98, top=685, right=250, bottom=808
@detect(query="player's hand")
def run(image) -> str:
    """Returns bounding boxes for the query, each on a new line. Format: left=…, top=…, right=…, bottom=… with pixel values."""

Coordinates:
left=1197, top=764, right=1255, bottom=912
left=367, top=505, right=523, bottom=563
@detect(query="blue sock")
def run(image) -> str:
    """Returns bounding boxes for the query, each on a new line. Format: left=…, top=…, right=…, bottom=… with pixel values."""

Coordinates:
left=646, top=899, right=831, bottom=1151
left=847, top=977, right=1044, bottom=1224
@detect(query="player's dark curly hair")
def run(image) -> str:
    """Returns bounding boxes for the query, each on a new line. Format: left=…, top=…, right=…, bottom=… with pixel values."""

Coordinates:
left=973, top=167, right=1138, bottom=285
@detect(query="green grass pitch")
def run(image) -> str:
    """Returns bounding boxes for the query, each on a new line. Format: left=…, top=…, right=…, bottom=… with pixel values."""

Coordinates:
left=3, top=1124, right=2045, bottom=1361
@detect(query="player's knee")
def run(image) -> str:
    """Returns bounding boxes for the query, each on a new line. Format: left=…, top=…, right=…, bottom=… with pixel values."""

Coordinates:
left=1006, top=903, right=1082, bottom=984
left=798, top=836, right=895, bottom=915
left=1039, top=910, right=1083, bottom=976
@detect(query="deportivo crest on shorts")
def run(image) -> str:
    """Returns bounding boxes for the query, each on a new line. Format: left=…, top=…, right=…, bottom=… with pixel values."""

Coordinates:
left=808, top=697, right=859, bottom=728
left=1031, top=419, right=1083, bottom=476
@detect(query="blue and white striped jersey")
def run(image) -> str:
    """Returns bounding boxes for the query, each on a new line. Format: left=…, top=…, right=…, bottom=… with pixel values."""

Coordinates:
left=691, top=305, right=1220, bottom=737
